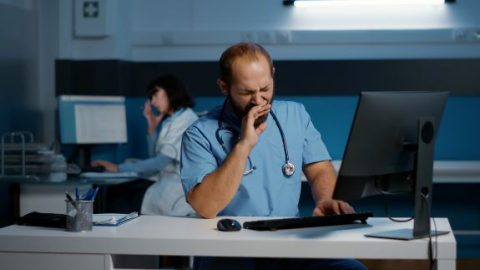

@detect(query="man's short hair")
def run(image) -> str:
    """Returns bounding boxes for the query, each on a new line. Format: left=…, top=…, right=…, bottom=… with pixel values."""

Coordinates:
left=218, top=43, right=274, bottom=88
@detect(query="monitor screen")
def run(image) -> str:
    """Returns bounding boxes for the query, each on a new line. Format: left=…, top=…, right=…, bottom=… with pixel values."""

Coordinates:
left=333, top=91, right=448, bottom=201
left=57, top=95, right=128, bottom=144
left=333, top=91, right=449, bottom=240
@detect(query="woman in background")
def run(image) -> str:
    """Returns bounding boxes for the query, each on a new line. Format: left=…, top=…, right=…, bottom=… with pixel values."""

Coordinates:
left=92, top=74, right=198, bottom=216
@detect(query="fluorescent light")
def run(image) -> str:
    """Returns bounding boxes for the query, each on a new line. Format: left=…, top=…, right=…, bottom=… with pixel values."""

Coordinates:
left=285, top=0, right=449, bottom=7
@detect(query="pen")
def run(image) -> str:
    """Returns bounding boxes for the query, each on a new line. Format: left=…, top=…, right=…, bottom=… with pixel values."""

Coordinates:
left=65, top=191, right=78, bottom=210
left=89, top=187, right=100, bottom=201
left=82, top=188, right=93, bottom=200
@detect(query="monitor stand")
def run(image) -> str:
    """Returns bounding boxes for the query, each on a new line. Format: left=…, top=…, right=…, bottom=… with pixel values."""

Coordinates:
left=77, top=144, right=92, bottom=167
left=365, top=118, right=450, bottom=240
left=365, top=228, right=450, bottom=241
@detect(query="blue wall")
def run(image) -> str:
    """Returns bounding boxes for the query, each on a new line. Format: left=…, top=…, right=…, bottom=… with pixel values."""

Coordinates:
left=94, top=95, right=480, bottom=163
left=289, top=95, right=480, bottom=161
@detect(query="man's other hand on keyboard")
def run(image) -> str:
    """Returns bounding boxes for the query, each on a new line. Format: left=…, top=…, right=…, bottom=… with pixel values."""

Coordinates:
left=312, top=199, right=355, bottom=216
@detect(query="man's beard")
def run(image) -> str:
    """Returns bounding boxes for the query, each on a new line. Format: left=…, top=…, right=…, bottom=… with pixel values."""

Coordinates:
left=227, top=93, right=273, bottom=128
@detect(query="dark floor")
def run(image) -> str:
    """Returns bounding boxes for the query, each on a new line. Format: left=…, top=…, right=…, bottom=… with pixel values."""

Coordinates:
left=359, top=259, right=480, bottom=270
left=114, top=257, right=479, bottom=270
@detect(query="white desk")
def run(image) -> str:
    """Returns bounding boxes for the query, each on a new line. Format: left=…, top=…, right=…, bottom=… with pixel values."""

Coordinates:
left=0, top=216, right=456, bottom=270
left=4, top=176, right=137, bottom=223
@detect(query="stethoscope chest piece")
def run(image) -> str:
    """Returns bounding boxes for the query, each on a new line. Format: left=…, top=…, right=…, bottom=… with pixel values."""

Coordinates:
left=282, top=162, right=295, bottom=177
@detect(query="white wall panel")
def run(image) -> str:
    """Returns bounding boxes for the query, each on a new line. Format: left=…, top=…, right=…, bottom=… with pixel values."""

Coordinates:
left=57, top=0, right=480, bottom=60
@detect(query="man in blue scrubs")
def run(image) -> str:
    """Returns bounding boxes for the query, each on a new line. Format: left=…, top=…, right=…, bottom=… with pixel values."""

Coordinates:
left=181, top=42, right=367, bottom=270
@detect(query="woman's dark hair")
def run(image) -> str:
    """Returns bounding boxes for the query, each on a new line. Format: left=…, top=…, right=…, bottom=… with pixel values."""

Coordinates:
left=146, top=74, right=195, bottom=111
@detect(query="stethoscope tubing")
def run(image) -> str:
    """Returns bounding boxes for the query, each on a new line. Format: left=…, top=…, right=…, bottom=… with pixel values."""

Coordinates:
left=216, top=100, right=295, bottom=177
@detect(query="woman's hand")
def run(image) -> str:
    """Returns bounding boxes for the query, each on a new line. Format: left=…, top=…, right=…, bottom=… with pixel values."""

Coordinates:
left=90, top=160, right=118, bottom=172
left=143, top=100, right=163, bottom=134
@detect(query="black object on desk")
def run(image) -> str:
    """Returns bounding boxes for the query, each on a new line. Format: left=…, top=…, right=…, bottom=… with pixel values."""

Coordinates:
left=4, top=176, right=138, bottom=226
left=243, top=212, right=373, bottom=231
left=17, top=211, right=66, bottom=229
left=81, top=166, right=106, bottom=173
left=217, top=218, right=242, bottom=231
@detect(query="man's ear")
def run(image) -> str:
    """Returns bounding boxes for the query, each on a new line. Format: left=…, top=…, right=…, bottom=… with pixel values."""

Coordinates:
left=217, top=79, right=228, bottom=96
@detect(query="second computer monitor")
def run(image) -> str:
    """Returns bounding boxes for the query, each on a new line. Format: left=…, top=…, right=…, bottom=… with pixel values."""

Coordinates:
left=333, top=91, right=449, bottom=239
left=334, top=91, right=448, bottom=200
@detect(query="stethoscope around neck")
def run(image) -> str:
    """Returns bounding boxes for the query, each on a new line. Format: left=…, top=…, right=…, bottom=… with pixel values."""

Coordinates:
left=215, top=100, right=295, bottom=177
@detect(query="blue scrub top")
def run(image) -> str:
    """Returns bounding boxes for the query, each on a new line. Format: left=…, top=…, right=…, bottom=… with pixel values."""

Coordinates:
left=181, top=100, right=331, bottom=217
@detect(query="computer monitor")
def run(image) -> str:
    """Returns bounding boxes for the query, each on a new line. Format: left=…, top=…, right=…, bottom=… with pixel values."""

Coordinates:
left=333, top=91, right=450, bottom=240
left=57, top=95, right=128, bottom=165
left=58, top=95, right=128, bottom=144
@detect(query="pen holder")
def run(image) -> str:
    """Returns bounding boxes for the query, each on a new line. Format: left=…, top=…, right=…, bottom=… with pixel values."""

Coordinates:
left=66, top=199, right=94, bottom=232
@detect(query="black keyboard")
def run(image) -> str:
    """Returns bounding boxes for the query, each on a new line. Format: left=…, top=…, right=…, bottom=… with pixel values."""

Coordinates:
left=80, top=165, right=106, bottom=173
left=243, top=212, right=374, bottom=231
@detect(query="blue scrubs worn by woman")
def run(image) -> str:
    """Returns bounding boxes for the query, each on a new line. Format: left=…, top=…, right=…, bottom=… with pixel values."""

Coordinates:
left=180, top=43, right=366, bottom=270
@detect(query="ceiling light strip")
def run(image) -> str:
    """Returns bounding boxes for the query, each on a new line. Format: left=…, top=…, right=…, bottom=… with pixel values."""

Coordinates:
left=283, top=0, right=451, bottom=7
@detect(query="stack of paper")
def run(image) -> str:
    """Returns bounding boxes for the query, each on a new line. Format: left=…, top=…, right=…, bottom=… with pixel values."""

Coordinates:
left=80, top=172, right=139, bottom=178
left=93, top=212, right=139, bottom=226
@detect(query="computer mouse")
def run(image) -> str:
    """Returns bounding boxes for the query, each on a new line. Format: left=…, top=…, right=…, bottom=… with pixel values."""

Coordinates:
left=217, top=218, right=241, bottom=232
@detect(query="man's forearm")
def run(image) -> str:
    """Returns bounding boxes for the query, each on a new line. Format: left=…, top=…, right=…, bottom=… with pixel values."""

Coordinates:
left=187, top=141, right=252, bottom=219
left=305, top=161, right=337, bottom=204
left=311, top=174, right=336, bottom=204
left=307, top=161, right=355, bottom=215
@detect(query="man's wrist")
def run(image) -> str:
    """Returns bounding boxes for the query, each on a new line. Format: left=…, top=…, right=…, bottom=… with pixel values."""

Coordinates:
left=316, top=198, right=333, bottom=205
left=235, top=139, right=254, bottom=154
